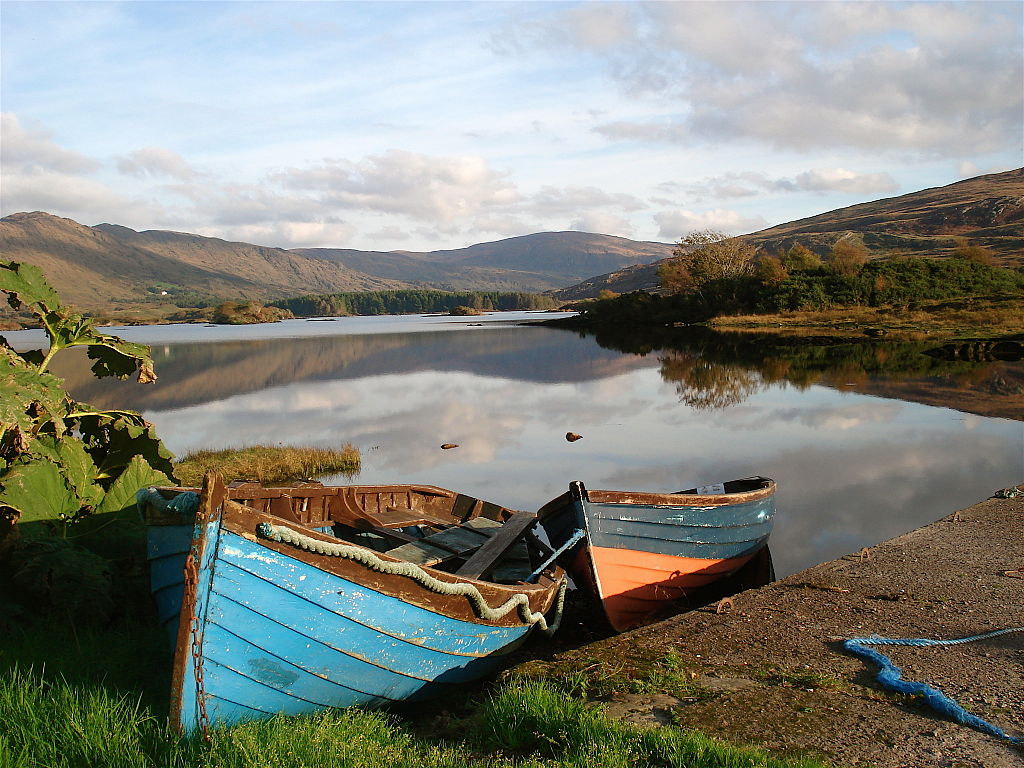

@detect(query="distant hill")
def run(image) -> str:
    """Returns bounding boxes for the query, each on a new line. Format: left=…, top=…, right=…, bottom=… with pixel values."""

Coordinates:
left=291, top=247, right=565, bottom=292
left=0, top=212, right=406, bottom=312
left=0, top=214, right=674, bottom=312
left=295, top=232, right=674, bottom=292
left=554, top=169, right=1024, bottom=300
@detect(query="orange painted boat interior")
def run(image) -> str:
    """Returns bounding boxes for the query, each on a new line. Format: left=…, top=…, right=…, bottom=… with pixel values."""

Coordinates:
left=587, top=545, right=752, bottom=632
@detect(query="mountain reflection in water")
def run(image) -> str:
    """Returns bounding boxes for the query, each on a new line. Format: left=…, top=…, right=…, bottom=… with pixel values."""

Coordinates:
left=34, top=316, right=1024, bottom=578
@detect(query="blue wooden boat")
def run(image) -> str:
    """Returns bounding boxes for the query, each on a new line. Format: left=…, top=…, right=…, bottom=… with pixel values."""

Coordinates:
left=537, top=477, right=775, bottom=632
left=139, top=473, right=567, bottom=735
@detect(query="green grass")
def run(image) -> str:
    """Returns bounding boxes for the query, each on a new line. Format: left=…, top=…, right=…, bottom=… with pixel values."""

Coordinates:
left=174, top=444, right=361, bottom=486
left=753, top=667, right=847, bottom=692
left=514, top=648, right=717, bottom=703
left=0, top=622, right=832, bottom=768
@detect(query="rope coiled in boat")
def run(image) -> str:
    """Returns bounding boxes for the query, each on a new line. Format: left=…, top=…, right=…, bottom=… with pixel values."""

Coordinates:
left=256, top=521, right=566, bottom=635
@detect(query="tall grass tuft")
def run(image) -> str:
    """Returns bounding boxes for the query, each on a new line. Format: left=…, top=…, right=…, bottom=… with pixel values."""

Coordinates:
left=0, top=666, right=183, bottom=768
left=1, top=618, right=830, bottom=768
left=0, top=665, right=831, bottom=768
left=201, top=709, right=500, bottom=768
left=174, top=444, right=360, bottom=486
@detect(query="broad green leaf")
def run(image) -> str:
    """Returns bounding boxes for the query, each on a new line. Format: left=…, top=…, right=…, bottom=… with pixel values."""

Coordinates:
left=43, top=311, right=157, bottom=382
left=79, top=412, right=176, bottom=483
left=0, top=455, right=79, bottom=523
left=29, top=434, right=105, bottom=508
left=0, top=261, right=61, bottom=313
left=16, top=349, right=46, bottom=368
left=0, top=351, right=70, bottom=440
left=0, top=262, right=155, bottom=382
left=95, top=454, right=174, bottom=517
left=88, top=341, right=157, bottom=381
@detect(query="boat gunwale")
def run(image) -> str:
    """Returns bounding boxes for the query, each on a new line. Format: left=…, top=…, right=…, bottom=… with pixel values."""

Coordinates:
left=586, top=478, right=776, bottom=507
left=220, top=497, right=562, bottom=601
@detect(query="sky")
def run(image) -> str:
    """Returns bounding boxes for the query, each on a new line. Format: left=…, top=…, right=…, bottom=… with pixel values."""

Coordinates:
left=2, top=1, right=1021, bottom=252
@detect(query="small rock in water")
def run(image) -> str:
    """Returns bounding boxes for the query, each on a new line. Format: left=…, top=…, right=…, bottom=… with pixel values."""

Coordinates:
left=565, top=432, right=583, bottom=442
left=440, top=443, right=459, bottom=450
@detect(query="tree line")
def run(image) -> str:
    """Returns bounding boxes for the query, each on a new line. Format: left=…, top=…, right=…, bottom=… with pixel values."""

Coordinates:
left=272, top=289, right=559, bottom=317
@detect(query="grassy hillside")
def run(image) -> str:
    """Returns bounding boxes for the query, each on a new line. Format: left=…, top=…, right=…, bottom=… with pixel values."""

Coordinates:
left=745, top=168, right=1024, bottom=258
left=555, top=169, right=1024, bottom=300
left=296, top=232, right=675, bottom=291
left=294, top=247, right=568, bottom=292
left=0, top=212, right=408, bottom=315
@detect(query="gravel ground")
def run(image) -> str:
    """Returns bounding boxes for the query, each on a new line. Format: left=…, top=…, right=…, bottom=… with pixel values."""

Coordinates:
left=521, top=488, right=1024, bottom=768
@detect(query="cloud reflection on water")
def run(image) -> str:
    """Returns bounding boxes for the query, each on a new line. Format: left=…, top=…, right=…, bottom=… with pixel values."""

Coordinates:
left=147, top=358, right=1022, bottom=577
left=41, top=318, right=1022, bottom=578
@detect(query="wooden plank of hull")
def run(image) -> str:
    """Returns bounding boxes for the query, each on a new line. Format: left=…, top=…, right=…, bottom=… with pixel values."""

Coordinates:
left=226, top=503, right=559, bottom=626
left=587, top=503, right=772, bottom=559
left=146, top=525, right=191, bottom=639
left=174, top=529, right=533, bottom=733
left=588, top=545, right=753, bottom=632
left=163, top=478, right=561, bottom=734
left=536, top=478, right=775, bottom=632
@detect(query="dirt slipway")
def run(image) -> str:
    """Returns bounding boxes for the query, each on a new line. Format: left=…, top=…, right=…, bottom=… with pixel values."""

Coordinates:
left=516, top=487, right=1024, bottom=768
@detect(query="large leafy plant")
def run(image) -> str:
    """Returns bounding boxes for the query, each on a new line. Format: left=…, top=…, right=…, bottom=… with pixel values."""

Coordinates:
left=0, top=261, right=177, bottom=532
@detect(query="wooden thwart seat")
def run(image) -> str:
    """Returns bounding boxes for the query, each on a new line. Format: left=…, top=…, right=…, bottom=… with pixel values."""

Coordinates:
left=456, top=511, right=538, bottom=579
left=385, top=517, right=501, bottom=566
left=362, top=507, right=450, bottom=530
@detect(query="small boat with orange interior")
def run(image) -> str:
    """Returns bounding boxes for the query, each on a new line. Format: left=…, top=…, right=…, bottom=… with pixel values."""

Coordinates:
left=537, top=477, right=776, bottom=632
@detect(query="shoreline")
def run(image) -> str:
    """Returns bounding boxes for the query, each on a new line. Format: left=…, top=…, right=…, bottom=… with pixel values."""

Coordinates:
left=515, top=486, right=1024, bottom=767
left=550, top=293, right=1024, bottom=342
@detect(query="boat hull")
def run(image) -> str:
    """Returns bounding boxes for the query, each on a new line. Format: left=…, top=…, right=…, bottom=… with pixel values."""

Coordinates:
left=144, top=477, right=564, bottom=734
left=540, top=478, right=775, bottom=632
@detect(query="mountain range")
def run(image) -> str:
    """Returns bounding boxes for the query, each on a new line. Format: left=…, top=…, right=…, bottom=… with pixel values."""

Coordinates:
left=1, top=168, right=1020, bottom=313
left=0, top=213, right=672, bottom=312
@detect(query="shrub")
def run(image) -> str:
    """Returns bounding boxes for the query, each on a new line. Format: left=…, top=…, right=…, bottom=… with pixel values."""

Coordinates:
left=1, top=262, right=176, bottom=620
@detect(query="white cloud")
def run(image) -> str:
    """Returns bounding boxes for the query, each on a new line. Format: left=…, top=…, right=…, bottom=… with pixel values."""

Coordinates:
left=0, top=113, right=99, bottom=174
left=654, top=208, right=769, bottom=239
left=2, top=168, right=126, bottom=215
left=957, top=161, right=1015, bottom=179
left=683, top=168, right=898, bottom=200
left=570, top=211, right=634, bottom=237
left=117, top=147, right=199, bottom=180
left=524, top=185, right=644, bottom=216
left=196, top=220, right=358, bottom=250
left=0, top=114, right=161, bottom=223
left=547, top=2, right=1023, bottom=157
left=562, top=3, right=637, bottom=50
left=3, top=0, right=1019, bottom=251
left=792, top=168, right=898, bottom=194
left=273, top=150, right=520, bottom=224
left=469, top=214, right=535, bottom=239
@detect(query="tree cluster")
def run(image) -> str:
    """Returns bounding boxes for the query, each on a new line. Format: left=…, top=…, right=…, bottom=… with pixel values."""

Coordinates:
left=273, top=290, right=559, bottom=318
left=654, top=232, right=1021, bottom=315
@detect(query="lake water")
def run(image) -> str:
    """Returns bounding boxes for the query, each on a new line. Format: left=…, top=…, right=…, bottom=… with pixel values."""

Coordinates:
left=7, top=312, right=1022, bottom=578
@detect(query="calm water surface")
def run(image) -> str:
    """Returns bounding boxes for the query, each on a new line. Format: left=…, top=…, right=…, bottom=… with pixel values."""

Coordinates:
left=9, top=312, right=1022, bottom=578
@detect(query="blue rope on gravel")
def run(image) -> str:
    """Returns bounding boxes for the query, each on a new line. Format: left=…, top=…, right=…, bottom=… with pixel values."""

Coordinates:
left=844, top=628, right=1024, bottom=743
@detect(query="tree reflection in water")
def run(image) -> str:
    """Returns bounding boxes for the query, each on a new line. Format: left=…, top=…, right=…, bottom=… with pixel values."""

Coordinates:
left=584, top=324, right=1023, bottom=420
left=659, top=352, right=764, bottom=410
